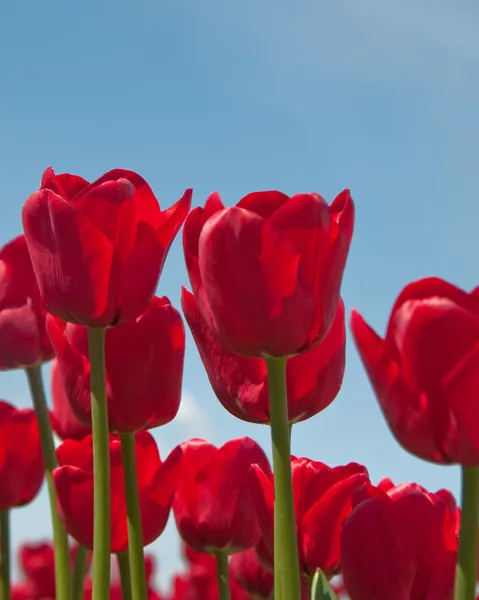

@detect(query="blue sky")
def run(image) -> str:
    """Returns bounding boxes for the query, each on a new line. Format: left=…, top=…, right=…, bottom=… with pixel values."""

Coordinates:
left=1, top=0, right=479, bottom=592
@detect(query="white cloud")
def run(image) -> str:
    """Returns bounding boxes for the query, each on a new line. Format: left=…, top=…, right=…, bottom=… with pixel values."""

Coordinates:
left=174, top=391, right=213, bottom=440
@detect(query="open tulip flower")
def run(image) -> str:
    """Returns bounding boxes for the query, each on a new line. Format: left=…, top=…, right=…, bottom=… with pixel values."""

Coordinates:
left=351, top=277, right=479, bottom=465
left=183, top=189, right=353, bottom=358
left=173, top=437, right=271, bottom=554
left=341, top=480, right=458, bottom=600
left=53, top=431, right=180, bottom=552
left=22, top=168, right=192, bottom=327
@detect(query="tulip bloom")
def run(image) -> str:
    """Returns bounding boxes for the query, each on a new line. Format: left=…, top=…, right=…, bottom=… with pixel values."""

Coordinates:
left=182, top=288, right=345, bottom=424
left=341, top=482, right=458, bottom=600
left=47, top=296, right=185, bottom=433
left=0, top=235, right=53, bottom=369
left=22, top=167, right=192, bottom=327
left=173, top=437, right=272, bottom=553
left=229, top=548, right=273, bottom=599
left=252, top=458, right=370, bottom=578
left=50, top=358, right=91, bottom=441
left=53, top=431, right=180, bottom=552
left=351, top=277, right=479, bottom=465
left=0, top=400, right=44, bottom=509
left=183, top=190, right=354, bottom=358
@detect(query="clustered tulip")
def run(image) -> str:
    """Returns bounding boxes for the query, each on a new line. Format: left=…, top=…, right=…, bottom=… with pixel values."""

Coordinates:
left=0, top=164, right=476, bottom=600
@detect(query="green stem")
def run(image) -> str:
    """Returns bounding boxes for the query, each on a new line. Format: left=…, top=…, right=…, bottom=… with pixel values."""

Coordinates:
left=120, top=432, right=148, bottom=600
left=454, top=466, right=479, bottom=600
left=25, top=366, right=72, bottom=600
left=0, top=511, right=10, bottom=600
left=215, top=551, right=231, bottom=600
left=87, top=327, right=111, bottom=600
left=266, top=357, right=301, bottom=600
left=72, top=545, right=89, bottom=600
left=117, top=553, right=132, bottom=600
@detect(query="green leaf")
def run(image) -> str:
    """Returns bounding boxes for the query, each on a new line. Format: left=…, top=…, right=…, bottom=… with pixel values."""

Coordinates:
left=310, top=569, right=339, bottom=600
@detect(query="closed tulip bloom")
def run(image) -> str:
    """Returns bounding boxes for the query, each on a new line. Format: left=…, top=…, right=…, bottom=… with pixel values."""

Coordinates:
left=173, top=437, right=272, bottom=554
left=229, top=548, right=273, bottom=599
left=251, top=458, right=370, bottom=578
left=53, top=431, right=180, bottom=552
left=351, top=277, right=479, bottom=465
left=182, top=288, right=345, bottom=424
left=19, top=542, right=56, bottom=599
left=47, top=296, right=185, bottom=433
left=22, top=167, right=192, bottom=327
left=0, top=235, right=53, bottom=369
left=0, top=400, right=44, bottom=509
left=183, top=190, right=354, bottom=358
left=341, top=483, right=458, bottom=600
left=50, top=358, right=91, bottom=441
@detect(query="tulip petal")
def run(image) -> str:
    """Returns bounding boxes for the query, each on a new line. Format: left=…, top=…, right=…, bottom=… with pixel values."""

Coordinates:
left=198, top=207, right=314, bottom=357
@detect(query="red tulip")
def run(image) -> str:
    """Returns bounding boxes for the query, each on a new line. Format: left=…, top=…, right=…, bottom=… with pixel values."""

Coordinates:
left=11, top=584, right=35, bottom=600
left=351, top=277, right=479, bottom=465
left=251, top=458, right=370, bottom=578
left=182, top=288, right=345, bottom=424
left=0, top=235, right=53, bottom=369
left=50, top=358, right=91, bottom=441
left=173, top=437, right=271, bottom=553
left=183, top=190, right=353, bottom=357
left=22, top=167, right=192, bottom=327
left=0, top=400, right=44, bottom=509
left=229, top=548, right=273, bottom=599
left=53, top=431, right=180, bottom=552
left=47, top=296, right=185, bottom=433
left=341, top=482, right=458, bottom=600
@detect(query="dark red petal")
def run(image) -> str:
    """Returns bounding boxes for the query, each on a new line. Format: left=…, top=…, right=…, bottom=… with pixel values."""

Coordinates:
left=181, top=287, right=269, bottom=424
left=22, top=190, right=118, bottom=326
left=198, top=207, right=314, bottom=357
left=237, top=191, right=290, bottom=219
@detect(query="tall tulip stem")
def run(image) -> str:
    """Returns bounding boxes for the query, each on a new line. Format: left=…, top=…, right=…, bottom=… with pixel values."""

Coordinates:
left=215, top=551, right=231, bottom=600
left=87, top=327, right=111, bottom=600
left=25, top=365, right=72, bottom=600
left=72, top=545, right=89, bottom=600
left=0, top=510, right=10, bottom=600
left=120, top=432, right=148, bottom=600
left=117, top=552, right=133, bottom=600
left=266, top=357, right=301, bottom=600
left=455, top=466, right=479, bottom=600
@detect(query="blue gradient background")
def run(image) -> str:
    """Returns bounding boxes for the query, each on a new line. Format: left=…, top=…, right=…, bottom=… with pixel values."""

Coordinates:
left=1, top=0, right=478, bottom=592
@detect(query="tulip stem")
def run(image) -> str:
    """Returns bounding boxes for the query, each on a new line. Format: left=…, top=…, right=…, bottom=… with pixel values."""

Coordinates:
left=117, top=552, right=133, bottom=600
left=120, top=432, right=148, bottom=600
left=454, top=466, right=479, bottom=600
left=266, top=357, right=301, bottom=600
left=0, top=510, right=10, bottom=600
left=215, top=551, right=231, bottom=600
left=25, top=365, right=72, bottom=600
left=87, top=327, right=111, bottom=600
left=72, top=545, right=89, bottom=600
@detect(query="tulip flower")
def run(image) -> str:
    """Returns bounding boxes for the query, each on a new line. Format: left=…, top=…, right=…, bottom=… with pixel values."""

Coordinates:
left=229, top=548, right=273, bottom=599
left=251, top=458, right=370, bottom=578
left=182, top=288, right=345, bottom=424
left=22, top=167, right=191, bottom=328
left=47, top=296, right=185, bottom=433
left=50, top=358, right=91, bottom=441
left=351, top=277, right=479, bottom=465
left=53, top=431, right=180, bottom=552
left=0, top=235, right=53, bottom=370
left=173, top=437, right=271, bottom=555
left=183, top=190, right=353, bottom=358
left=351, top=277, right=479, bottom=599
left=341, top=482, right=458, bottom=600
left=0, top=400, right=44, bottom=510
